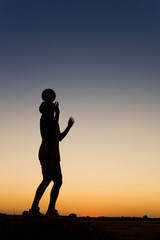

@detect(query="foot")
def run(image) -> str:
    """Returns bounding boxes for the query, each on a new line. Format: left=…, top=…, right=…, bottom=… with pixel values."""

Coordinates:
left=28, top=207, right=43, bottom=217
left=46, top=209, right=60, bottom=217
left=22, top=210, right=29, bottom=216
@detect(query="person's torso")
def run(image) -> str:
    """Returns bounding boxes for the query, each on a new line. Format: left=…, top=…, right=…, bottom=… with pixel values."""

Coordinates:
left=39, top=114, right=60, bottom=163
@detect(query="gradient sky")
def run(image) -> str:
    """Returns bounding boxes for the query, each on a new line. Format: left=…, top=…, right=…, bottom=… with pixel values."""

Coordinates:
left=1, top=0, right=160, bottom=217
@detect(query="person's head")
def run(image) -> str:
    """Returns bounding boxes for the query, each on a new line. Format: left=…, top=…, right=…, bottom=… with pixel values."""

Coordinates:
left=39, top=101, right=55, bottom=115
left=41, top=89, right=56, bottom=102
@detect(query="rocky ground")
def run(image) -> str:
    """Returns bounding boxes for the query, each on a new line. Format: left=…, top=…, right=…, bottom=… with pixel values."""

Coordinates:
left=0, top=214, right=160, bottom=240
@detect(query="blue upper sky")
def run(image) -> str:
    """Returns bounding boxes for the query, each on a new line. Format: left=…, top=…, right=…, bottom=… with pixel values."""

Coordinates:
left=1, top=0, right=160, bottom=102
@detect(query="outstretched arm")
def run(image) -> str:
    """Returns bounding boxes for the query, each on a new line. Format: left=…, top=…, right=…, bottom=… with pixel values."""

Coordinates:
left=59, top=117, right=75, bottom=141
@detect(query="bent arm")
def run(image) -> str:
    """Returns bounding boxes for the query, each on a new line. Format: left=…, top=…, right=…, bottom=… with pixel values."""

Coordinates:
left=54, top=102, right=60, bottom=123
left=59, top=126, right=71, bottom=141
left=59, top=117, right=75, bottom=141
left=55, top=111, right=59, bottom=123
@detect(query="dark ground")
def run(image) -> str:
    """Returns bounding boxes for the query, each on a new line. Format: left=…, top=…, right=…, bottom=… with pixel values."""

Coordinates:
left=0, top=215, right=160, bottom=240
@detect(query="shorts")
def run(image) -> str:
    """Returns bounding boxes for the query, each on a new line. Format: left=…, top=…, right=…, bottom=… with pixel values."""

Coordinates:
left=41, top=158, right=62, bottom=183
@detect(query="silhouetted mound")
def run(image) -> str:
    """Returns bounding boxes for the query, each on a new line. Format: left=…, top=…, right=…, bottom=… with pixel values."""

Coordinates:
left=68, top=213, right=77, bottom=218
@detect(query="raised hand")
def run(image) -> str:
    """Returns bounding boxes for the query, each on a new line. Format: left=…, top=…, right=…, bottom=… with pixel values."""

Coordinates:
left=68, top=117, right=75, bottom=128
left=54, top=102, right=59, bottom=113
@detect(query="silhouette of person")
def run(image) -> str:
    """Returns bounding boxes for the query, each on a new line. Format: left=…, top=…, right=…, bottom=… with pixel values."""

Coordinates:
left=29, top=89, right=75, bottom=216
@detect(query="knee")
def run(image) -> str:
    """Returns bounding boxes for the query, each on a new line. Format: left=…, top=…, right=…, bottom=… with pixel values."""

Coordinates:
left=58, top=178, right=63, bottom=188
left=55, top=178, right=63, bottom=188
left=43, top=178, right=51, bottom=186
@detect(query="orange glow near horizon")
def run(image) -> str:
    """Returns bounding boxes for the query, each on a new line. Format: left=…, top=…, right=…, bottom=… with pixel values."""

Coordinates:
left=1, top=92, right=160, bottom=217
left=1, top=183, right=160, bottom=217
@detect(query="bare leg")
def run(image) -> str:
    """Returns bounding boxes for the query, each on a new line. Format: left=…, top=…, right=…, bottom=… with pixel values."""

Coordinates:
left=47, top=179, right=62, bottom=212
left=31, top=179, right=51, bottom=209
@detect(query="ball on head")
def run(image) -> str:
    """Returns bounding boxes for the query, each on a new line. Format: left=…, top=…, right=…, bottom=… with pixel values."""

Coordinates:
left=41, top=89, right=56, bottom=102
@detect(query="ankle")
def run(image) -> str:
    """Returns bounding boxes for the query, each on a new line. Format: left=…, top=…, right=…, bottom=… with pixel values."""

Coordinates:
left=31, top=205, right=39, bottom=211
left=46, top=209, right=59, bottom=216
